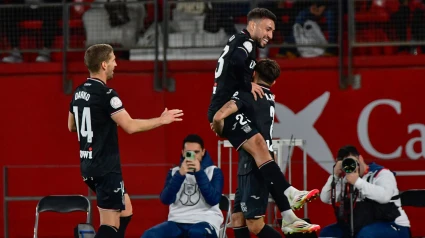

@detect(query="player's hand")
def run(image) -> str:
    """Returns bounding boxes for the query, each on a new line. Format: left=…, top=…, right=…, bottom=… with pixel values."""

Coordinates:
left=210, top=122, right=220, bottom=137
left=210, top=123, right=218, bottom=136
left=187, top=158, right=201, bottom=172
left=211, top=120, right=224, bottom=137
left=179, top=159, right=192, bottom=176
left=251, top=82, right=264, bottom=101
left=160, top=108, right=183, bottom=124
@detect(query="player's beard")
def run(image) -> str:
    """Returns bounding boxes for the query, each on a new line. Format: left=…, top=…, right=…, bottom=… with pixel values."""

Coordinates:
left=256, top=38, right=266, bottom=49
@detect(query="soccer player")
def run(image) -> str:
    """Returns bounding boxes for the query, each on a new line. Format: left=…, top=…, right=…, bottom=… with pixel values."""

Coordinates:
left=212, top=59, right=320, bottom=236
left=207, top=8, right=318, bottom=232
left=68, top=44, right=183, bottom=238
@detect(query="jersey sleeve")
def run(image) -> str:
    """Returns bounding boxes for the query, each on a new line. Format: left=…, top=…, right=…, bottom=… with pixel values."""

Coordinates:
left=231, top=90, right=253, bottom=111
left=230, top=40, right=255, bottom=92
left=105, top=89, right=125, bottom=116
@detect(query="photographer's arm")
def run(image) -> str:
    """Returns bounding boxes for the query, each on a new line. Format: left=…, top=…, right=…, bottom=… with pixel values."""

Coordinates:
left=353, top=169, right=397, bottom=204
left=321, top=160, right=343, bottom=204
left=320, top=175, right=343, bottom=204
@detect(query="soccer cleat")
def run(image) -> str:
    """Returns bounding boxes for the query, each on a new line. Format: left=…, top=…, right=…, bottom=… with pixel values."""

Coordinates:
left=281, top=219, right=321, bottom=234
left=289, top=189, right=320, bottom=210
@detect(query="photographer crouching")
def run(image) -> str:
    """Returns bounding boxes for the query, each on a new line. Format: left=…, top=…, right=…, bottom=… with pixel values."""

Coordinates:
left=319, top=145, right=410, bottom=238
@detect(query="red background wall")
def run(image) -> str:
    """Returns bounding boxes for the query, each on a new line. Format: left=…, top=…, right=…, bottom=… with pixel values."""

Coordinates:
left=1, top=55, right=425, bottom=237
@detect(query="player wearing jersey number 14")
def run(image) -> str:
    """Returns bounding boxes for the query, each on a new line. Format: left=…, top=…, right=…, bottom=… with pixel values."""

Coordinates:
left=68, top=44, right=183, bottom=238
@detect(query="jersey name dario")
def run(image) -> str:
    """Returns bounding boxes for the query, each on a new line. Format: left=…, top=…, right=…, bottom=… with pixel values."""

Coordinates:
left=69, top=78, right=124, bottom=177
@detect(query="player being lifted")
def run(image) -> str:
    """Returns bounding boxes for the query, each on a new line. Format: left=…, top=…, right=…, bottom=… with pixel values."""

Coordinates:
left=68, top=44, right=183, bottom=238
left=207, top=8, right=320, bottom=234
left=212, top=59, right=320, bottom=236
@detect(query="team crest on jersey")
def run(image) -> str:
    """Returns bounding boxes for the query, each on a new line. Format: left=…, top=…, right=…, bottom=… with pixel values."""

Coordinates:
left=242, top=124, right=252, bottom=133
left=110, top=96, right=122, bottom=109
left=179, top=183, right=201, bottom=206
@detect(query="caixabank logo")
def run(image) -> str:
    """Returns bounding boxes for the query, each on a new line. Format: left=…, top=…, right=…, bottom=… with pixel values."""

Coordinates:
left=273, top=91, right=425, bottom=175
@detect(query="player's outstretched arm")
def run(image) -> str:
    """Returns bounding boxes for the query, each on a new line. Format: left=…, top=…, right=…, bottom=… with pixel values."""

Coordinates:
left=68, top=112, right=77, bottom=132
left=112, top=108, right=183, bottom=134
left=211, top=100, right=238, bottom=135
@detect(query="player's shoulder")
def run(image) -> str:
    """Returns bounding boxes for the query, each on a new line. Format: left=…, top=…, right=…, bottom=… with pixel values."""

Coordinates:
left=229, top=30, right=255, bottom=54
left=232, top=90, right=252, bottom=100
left=262, top=87, right=273, bottom=95
left=104, top=87, right=118, bottom=96
left=265, top=90, right=276, bottom=104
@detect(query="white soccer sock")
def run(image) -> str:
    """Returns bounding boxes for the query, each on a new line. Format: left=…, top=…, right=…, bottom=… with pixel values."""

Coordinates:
left=281, top=209, right=298, bottom=224
left=284, top=186, right=299, bottom=200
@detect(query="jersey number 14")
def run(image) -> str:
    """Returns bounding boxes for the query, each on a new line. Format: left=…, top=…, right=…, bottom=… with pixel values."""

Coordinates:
left=72, top=106, right=94, bottom=143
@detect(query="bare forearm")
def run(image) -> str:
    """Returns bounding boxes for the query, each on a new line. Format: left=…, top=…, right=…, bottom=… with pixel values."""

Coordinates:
left=213, top=101, right=238, bottom=122
left=127, top=117, right=164, bottom=134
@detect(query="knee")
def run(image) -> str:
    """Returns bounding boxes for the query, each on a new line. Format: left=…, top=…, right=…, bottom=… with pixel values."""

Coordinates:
left=319, top=223, right=340, bottom=237
left=141, top=228, right=155, bottom=238
left=248, top=134, right=270, bottom=158
left=187, top=228, right=207, bottom=238
left=356, top=226, right=376, bottom=238
left=231, top=212, right=246, bottom=227
left=246, top=218, right=264, bottom=235
left=251, top=134, right=266, bottom=147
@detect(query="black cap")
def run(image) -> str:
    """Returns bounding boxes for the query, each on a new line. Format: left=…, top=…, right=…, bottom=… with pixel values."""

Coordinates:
left=337, top=145, right=360, bottom=161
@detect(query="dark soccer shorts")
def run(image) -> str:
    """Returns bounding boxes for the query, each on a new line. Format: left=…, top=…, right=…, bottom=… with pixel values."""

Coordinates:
left=222, top=113, right=259, bottom=150
left=84, top=173, right=126, bottom=211
left=233, top=169, right=269, bottom=219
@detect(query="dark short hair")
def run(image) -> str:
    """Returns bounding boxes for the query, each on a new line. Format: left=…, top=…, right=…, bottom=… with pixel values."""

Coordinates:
left=337, top=145, right=360, bottom=161
left=84, top=44, right=114, bottom=74
left=182, top=134, right=204, bottom=149
left=255, top=59, right=280, bottom=85
left=247, top=8, right=277, bottom=23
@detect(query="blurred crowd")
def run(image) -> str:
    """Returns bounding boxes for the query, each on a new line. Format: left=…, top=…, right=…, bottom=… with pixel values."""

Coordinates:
left=1, top=0, right=425, bottom=63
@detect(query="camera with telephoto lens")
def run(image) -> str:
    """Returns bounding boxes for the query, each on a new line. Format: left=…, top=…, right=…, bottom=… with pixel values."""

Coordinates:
left=342, top=157, right=358, bottom=174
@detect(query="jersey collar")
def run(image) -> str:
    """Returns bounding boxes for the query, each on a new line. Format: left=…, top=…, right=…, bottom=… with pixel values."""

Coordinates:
left=242, top=29, right=251, bottom=38
left=87, top=78, right=106, bottom=86
left=258, top=83, right=271, bottom=89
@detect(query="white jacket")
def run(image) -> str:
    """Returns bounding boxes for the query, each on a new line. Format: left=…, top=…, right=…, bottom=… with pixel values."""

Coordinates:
left=320, top=167, right=410, bottom=227
left=168, top=166, right=224, bottom=236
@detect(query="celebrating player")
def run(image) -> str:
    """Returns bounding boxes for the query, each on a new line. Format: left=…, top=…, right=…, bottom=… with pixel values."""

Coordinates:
left=68, top=44, right=183, bottom=238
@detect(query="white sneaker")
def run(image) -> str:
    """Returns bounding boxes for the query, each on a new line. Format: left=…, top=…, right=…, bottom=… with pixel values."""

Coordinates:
left=281, top=219, right=320, bottom=234
left=35, top=48, right=51, bottom=62
left=35, top=54, right=50, bottom=62
left=2, top=48, right=23, bottom=63
left=289, top=189, right=320, bottom=210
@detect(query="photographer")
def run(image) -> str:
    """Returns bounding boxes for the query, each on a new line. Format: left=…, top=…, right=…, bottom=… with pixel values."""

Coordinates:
left=142, top=134, right=224, bottom=238
left=319, top=145, right=410, bottom=238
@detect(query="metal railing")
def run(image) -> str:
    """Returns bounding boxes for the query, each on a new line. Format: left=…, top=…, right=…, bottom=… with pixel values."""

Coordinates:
left=1, top=0, right=424, bottom=92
